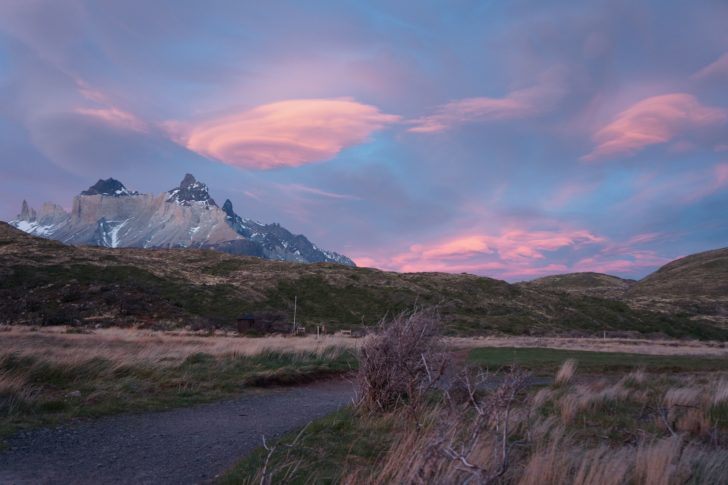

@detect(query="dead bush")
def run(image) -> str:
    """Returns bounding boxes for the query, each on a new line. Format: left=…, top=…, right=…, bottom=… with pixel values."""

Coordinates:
left=355, top=309, right=449, bottom=416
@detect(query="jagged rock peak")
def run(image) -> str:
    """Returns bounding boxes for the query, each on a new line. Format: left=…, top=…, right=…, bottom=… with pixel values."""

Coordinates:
left=222, top=199, right=235, bottom=218
left=81, top=178, right=138, bottom=197
left=20, top=200, right=33, bottom=220
left=167, top=173, right=217, bottom=207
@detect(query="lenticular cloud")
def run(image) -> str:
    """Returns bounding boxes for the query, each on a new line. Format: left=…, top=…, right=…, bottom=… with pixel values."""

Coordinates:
left=173, top=98, right=399, bottom=170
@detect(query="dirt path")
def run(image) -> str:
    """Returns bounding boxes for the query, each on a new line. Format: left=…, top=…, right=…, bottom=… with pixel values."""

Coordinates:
left=0, top=380, right=354, bottom=485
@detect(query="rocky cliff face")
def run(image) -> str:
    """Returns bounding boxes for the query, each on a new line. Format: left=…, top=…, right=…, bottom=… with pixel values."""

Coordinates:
left=10, top=174, right=354, bottom=266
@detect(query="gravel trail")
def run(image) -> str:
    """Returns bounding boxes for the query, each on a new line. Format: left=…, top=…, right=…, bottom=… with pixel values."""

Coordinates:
left=0, top=380, right=354, bottom=485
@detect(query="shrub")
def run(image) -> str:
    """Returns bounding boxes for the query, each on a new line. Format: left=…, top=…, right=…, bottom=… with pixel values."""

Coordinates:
left=355, top=309, right=449, bottom=415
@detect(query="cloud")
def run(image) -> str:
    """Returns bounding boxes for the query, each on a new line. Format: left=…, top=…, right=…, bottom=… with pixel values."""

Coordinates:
left=717, top=163, right=728, bottom=184
left=72, top=78, right=147, bottom=132
left=354, top=228, right=603, bottom=278
left=573, top=250, right=670, bottom=275
left=349, top=227, right=682, bottom=281
left=274, top=183, right=361, bottom=201
left=169, top=98, right=400, bottom=169
left=627, top=232, right=663, bottom=245
left=684, top=162, right=728, bottom=202
left=75, top=107, right=147, bottom=132
left=582, top=93, right=727, bottom=161
left=693, top=52, right=728, bottom=81
left=407, top=70, right=566, bottom=133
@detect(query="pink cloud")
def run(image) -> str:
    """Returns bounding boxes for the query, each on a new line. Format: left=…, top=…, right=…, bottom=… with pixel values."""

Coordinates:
left=684, top=162, right=728, bottom=202
left=407, top=70, right=566, bottom=133
left=72, top=78, right=147, bottom=132
left=717, top=163, right=728, bottom=184
left=573, top=250, right=671, bottom=275
left=412, top=236, right=493, bottom=260
left=627, top=232, right=662, bottom=245
left=582, top=93, right=727, bottom=161
left=693, top=52, right=728, bottom=81
left=75, top=106, right=147, bottom=132
left=170, top=98, right=400, bottom=169
left=352, top=228, right=604, bottom=279
left=274, top=183, right=361, bottom=201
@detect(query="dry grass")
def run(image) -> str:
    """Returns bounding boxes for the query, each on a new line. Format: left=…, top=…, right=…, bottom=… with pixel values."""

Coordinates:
left=0, top=325, right=358, bottom=438
left=0, top=325, right=361, bottom=369
left=555, top=359, right=577, bottom=386
left=713, top=380, right=728, bottom=405
left=341, top=363, right=728, bottom=485
left=227, top=309, right=728, bottom=484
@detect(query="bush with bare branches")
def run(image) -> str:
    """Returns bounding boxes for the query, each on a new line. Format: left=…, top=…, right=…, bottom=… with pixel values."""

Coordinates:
left=355, top=309, right=449, bottom=415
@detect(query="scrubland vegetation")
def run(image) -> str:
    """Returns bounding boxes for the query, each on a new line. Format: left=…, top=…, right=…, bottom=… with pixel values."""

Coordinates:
left=3, top=222, right=726, bottom=339
left=0, top=326, right=356, bottom=438
left=224, top=311, right=728, bottom=485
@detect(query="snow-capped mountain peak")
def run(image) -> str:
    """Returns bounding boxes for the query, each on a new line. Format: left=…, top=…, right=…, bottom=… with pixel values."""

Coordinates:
left=167, top=173, right=217, bottom=208
left=11, top=174, right=355, bottom=267
left=81, top=178, right=139, bottom=197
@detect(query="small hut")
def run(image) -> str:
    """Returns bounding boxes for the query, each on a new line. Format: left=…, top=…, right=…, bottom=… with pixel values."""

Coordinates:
left=236, top=311, right=291, bottom=334
left=236, top=313, right=256, bottom=333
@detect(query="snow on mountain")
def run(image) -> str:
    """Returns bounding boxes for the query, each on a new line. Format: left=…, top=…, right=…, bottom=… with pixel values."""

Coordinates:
left=81, top=178, right=139, bottom=197
left=11, top=174, right=355, bottom=266
left=166, top=173, right=217, bottom=208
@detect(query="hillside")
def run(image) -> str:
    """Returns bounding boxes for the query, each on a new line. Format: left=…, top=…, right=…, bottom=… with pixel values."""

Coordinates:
left=520, top=272, right=635, bottom=299
left=626, top=247, right=728, bottom=325
left=0, top=222, right=725, bottom=339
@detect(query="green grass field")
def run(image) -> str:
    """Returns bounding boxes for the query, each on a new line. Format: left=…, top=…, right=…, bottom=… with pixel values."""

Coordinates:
left=467, top=346, right=728, bottom=374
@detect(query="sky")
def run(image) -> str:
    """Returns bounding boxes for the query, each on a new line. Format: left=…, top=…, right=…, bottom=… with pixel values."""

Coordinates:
left=0, top=0, right=727, bottom=282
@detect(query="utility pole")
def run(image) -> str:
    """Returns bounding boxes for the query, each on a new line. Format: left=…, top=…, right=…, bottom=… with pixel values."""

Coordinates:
left=292, top=295, right=297, bottom=334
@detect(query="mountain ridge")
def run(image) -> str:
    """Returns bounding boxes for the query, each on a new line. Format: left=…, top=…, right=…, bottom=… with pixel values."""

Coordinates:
left=10, top=174, right=354, bottom=266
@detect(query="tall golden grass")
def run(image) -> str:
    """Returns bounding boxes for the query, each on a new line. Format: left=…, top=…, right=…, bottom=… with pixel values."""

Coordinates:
left=347, top=365, right=728, bottom=484
left=0, top=325, right=361, bottom=369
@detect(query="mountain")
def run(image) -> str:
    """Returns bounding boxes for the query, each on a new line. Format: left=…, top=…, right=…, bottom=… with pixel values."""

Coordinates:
left=520, top=272, right=635, bottom=299
left=1, top=222, right=723, bottom=340
left=10, top=174, right=354, bottom=266
left=626, top=247, right=728, bottom=325
left=81, top=178, right=139, bottom=197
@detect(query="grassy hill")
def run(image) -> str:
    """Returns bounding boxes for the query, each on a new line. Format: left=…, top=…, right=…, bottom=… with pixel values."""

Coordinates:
left=519, top=272, right=635, bottom=299
left=626, top=247, right=728, bottom=326
left=628, top=247, right=728, bottom=298
left=1, top=222, right=725, bottom=339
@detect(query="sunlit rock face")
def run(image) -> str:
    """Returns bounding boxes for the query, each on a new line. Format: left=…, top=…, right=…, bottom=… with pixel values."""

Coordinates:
left=11, top=174, right=355, bottom=266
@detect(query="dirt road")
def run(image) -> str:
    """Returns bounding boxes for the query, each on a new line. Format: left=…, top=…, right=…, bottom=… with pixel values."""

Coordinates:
left=0, top=380, right=354, bottom=485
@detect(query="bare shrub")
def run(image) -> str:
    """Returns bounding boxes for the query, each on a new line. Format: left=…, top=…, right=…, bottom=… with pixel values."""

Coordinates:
left=355, top=309, right=449, bottom=416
